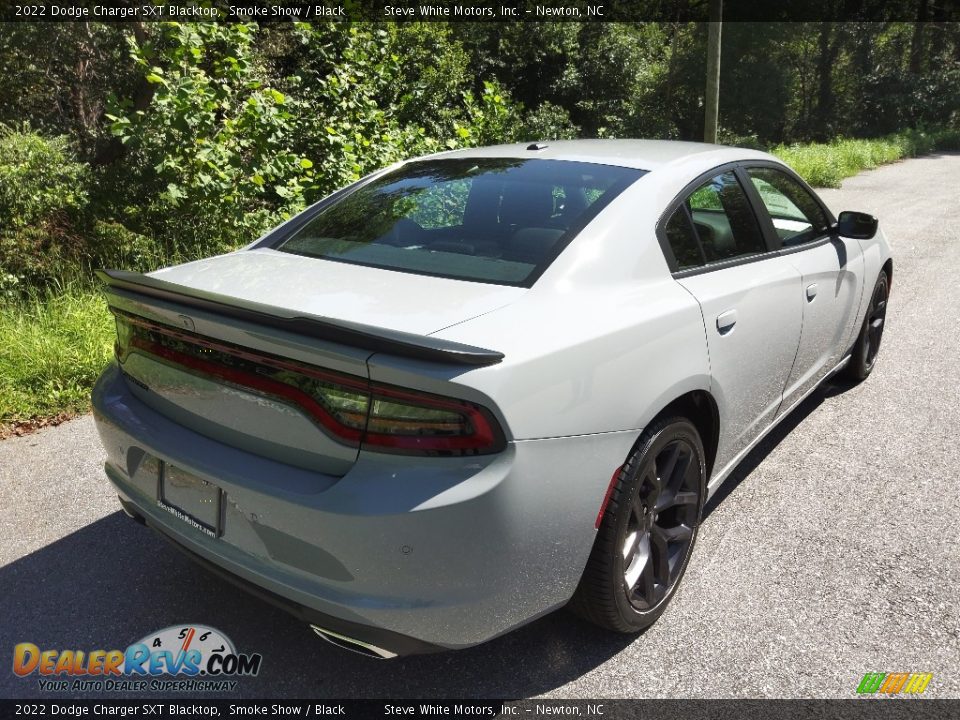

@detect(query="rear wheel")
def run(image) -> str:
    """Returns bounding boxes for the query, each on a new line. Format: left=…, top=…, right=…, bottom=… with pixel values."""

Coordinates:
left=844, top=271, right=889, bottom=382
left=571, top=417, right=706, bottom=633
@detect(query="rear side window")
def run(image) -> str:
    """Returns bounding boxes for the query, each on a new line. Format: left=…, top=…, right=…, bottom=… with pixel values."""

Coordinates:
left=687, top=171, right=767, bottom=263
left=277, top=159, right=644, bottom=286
left=746, top=167, right=831, bottom=246
left=663, top=207, right=704, bottom=270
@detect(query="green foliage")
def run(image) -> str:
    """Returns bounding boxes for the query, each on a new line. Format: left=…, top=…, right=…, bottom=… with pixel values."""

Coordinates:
left=281, top=24, right=426, bottom=194
left=717, top=128, right=764, bottom=150
left=382, top=23, right=475, bottom=139
left=2, top=19, right=960, bottom=424
left=713, top=24, right=793, bottom=144
left=0, top=125, right=89, bottom=229
left=104, top=22, right=526, bottom=261
left=772, top=129, right=960, bottom=188
left=459, top=79, right=520, bottom=147
left=281, top=24, right=522, bottom=195
left=107, top=23, right=312, bottom=258
left=86, top=220, right=164, bottom=274
left=0, top=126, right=92, bottom=289
left=571, top=24, right=672, bottom=138
left=0, top=24, right=136, bottom=156
left=774, top=140, right=890, bottom=188
left=521, top=102, right=579, bottom=141
left=0, top=223, right=86, bottom=292
left=929, top=127, right=960, bottom=151
left=0, top=284, right=113, bottom=423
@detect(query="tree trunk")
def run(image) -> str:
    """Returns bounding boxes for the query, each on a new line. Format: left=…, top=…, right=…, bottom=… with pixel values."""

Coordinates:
left=814, top=22, right=836, bottom=141
left=93, top=21, right=154, bottom=167
left=665, top=22, right=679, bottom=128
left=704, top=0, right=722, bottom=143
left=909, top=0, right=929, bottom=74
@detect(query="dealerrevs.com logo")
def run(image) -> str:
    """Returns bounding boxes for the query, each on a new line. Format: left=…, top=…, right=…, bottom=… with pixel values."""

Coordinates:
left=12, top=625, right=262, bottom=693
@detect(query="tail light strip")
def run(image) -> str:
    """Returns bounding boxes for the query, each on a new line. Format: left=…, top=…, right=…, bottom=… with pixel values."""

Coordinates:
left=114, top=312, right=505, bottom=456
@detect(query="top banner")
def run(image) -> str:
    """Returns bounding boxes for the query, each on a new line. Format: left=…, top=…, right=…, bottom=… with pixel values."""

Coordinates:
left=3, top=0, right=956, bottom=23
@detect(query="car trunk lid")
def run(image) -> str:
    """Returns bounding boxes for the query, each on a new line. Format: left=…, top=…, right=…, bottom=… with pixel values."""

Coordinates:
left=151, top=247, right=526, bottom=336
left=99, top=253, right=514, bottom=477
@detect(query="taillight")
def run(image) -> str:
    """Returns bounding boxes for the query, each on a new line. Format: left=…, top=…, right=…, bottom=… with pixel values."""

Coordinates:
left=113, top=312, right=505, bottom=456
left=363, top=384, right=502, bottom=454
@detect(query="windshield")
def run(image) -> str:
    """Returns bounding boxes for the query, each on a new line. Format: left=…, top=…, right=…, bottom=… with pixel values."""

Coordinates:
left=276, top=158, right=645, bottom=286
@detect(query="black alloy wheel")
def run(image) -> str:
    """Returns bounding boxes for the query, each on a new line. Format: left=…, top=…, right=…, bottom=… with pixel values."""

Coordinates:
left=845, top=271, right=889, bottom=381
left=571, top=416, right=706, bottom=633
left=622, top=436, right=701, bottom=611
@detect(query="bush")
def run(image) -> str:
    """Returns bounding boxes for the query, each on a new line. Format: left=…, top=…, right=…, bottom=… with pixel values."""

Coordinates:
left=0, top=126, right=94, bottom=289
left=521, top=102, right=579, bottom=141
left=718, top=128, right=765, bottom=150
left=930, top=127, right=960, bottom=151
left=87, top=220, right=166, bottom=274
left=0, top=220, right=89, bottom=289
left=772, top=127, right=959, bottom=188
left=772, top=143, right=846, bottom=187
left=0, top=125, right=89, bottom=229
left=0, top=126, right=169, bottom=290
left=106, top=23, right=527, bottom=265
left=106, top=23, right=312, bottom=261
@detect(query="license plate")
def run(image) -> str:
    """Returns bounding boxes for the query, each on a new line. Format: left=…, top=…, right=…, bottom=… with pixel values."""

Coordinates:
left=158, top=463, right=222, bottom=538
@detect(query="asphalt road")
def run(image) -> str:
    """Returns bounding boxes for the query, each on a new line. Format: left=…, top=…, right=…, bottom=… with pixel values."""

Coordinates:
left=2, top=154, right=959, bottom=700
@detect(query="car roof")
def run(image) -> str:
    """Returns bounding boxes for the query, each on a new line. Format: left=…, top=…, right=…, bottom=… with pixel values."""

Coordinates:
left=421, top=139, right=777, bottom=174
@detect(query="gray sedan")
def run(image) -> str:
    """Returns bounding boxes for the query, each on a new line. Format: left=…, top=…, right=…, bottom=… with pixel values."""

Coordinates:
left=92, top=140, right=892, bottom=657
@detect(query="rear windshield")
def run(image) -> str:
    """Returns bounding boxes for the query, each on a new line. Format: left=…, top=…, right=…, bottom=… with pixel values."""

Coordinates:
left=276, top=158, right=645, bottom=286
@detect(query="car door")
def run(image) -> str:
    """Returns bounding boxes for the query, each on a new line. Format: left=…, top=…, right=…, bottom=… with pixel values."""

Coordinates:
left=743, top=165, right=865, bottom=413
left=659, top=168, right=803, bottom=480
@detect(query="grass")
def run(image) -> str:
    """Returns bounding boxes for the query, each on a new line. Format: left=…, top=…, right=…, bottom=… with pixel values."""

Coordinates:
left=772, top=127, right=960, bottom=188
left=0, top=283, right=113, bottom=429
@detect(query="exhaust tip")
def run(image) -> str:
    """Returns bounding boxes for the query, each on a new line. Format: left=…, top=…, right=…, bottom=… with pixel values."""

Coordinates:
left=309, top=625, right=397, bottom=660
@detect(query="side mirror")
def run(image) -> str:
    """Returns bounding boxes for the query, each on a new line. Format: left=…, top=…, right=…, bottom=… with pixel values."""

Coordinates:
left=836, top=211, right=878, bottom=240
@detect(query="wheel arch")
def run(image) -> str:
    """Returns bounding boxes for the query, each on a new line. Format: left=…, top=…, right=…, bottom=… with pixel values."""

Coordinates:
left=648, top=390, right=720, bottom=483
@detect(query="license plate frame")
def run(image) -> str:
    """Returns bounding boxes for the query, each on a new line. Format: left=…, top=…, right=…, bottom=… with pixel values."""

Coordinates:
left=157, top=462, right=223, bottom=539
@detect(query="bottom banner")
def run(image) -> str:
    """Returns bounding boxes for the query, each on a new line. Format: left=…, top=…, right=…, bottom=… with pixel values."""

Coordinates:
left=2, top=699, right=959, bottom=720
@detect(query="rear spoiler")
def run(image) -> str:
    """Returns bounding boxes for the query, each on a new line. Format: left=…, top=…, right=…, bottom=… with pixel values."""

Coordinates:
left=96, top=269, right=504, bottom=367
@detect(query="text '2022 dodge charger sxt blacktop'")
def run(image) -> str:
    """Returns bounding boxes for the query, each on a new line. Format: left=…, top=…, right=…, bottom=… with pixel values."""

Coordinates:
left=93, top=140, right=891, bottom=658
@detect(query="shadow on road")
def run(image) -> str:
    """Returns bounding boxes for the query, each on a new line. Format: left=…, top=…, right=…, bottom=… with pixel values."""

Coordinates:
left=1, top=514, right=635, bottom=699
left=703, top=376, right=854, bottom=519
left=2, top=378, right=854, bottom=699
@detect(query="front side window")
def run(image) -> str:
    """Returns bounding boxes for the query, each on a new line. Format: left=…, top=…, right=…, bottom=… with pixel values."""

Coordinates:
left=277, top=159, right=644, bottom=286
left=746, top=167, right=830, bottom=246
left=686, top=171, right=767, bottom=263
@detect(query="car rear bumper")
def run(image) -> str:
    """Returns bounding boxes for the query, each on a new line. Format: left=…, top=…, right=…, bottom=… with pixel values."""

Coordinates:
left=92, top=362, right=639, bottom=653
left=116, top=494, right=439, bottom=658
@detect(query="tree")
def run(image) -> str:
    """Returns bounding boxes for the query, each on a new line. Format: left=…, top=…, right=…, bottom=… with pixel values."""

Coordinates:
left=704, top=0, right=722, bottom=142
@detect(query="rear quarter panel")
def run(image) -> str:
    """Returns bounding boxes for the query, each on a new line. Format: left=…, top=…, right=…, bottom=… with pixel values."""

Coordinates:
left=413, top=173, right=714, bottom=441
left=414, top=281, right=709, bottom=441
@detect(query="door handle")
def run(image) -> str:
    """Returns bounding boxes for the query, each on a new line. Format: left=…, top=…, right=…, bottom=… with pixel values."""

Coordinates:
left=716, top=309, right=738, bottom=334
left=806, top=283, right=818, bottom=301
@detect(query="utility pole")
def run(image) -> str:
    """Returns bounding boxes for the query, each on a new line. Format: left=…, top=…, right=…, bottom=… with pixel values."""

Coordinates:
left=704, top=0, right=722, bottom=143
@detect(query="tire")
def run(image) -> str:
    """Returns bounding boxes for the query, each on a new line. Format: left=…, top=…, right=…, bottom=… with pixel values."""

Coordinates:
left=570, top=417, right=706, bottom=633
left=843, top=271, right=889, bottom=382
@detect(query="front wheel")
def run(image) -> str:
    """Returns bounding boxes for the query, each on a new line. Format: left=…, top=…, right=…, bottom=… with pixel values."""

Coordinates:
left=570, top=417, right=706, bottom=633
left=844, top=271, right=889, bottom=382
